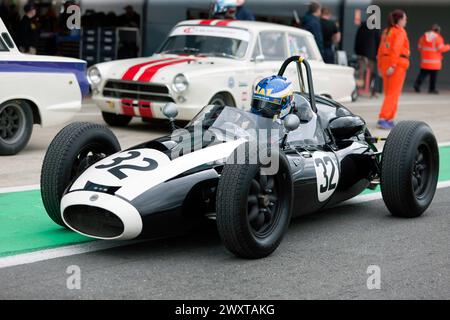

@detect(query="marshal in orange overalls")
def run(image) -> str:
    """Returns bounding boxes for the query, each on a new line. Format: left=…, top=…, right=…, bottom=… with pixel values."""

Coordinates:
left=378, top=25, right=410, bottom=121
left=418, top=31, right=450, bottom=70
left=414, top=31, right=450, bottom=93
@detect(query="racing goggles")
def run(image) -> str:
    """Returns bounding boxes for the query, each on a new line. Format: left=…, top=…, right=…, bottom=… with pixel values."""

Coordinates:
left=251, top=94, right=291, bottom=119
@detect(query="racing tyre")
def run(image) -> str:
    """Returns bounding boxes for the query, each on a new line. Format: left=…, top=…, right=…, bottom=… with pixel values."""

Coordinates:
left=102, top=112, right=132, bottom=127
left=381, top=121, right=439, bottom=218
left=216, top=144, right=293, bottom=259
left=0, top=100, right=33, bottom=155
left=41, top=122, right=121, bottom=227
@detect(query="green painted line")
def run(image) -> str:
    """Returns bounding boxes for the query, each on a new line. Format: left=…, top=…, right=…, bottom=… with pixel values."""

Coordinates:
left=1, top=146, right=450, bottom=258
left=0, top=190, right=92, bottom=258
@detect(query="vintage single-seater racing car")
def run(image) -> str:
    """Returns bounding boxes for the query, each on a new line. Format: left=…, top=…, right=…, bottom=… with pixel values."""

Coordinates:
left=41, top=56, right=439, bottom=259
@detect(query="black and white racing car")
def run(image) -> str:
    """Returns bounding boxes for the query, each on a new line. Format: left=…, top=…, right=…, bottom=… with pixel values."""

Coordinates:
left=41, top=56, right=439, bottom=259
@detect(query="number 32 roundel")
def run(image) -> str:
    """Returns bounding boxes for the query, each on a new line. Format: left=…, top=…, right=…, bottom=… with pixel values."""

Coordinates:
left=313, top=152, right=340, bottom=202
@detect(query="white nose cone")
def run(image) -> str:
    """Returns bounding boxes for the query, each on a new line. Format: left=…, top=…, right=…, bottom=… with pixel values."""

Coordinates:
left=61, top=191, right=143, bottom=240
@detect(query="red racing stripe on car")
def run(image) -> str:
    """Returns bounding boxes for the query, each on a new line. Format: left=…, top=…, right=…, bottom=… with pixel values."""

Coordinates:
left=139, top=101, right=153, bottom=118
left=121, top=58, right=175, bottom=81
left=215, top=20, right=233, bottom=26
left=121, top=99, right=135, bottom=116
left=199, top=19, right=215, bottom=25
left=137, top=58, right=195, bottom=82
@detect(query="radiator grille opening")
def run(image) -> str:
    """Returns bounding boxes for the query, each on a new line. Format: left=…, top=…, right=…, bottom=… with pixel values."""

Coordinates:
left=63, top=205, right=124, bottom=238
left=102, top=80, right=174, bottom=103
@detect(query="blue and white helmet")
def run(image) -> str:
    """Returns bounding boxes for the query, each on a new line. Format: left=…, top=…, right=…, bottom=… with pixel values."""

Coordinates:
left=251, top=76, right=294, bottom=120
left=213, top=0, right=238, bottom=18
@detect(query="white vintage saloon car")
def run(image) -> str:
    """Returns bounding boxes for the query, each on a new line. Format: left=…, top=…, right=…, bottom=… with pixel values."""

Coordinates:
left=0, top=18, right=88, bottom=155
left=88, top=19, right=356, bottom=126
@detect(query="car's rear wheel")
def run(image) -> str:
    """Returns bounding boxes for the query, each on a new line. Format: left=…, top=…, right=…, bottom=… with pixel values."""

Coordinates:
left=102, top=112, right=132, bottom=127
left=41, top=122, right=121, bottom=227
left=216, top=144, right=293, bottom=259
left=381, top=121, right=439, bottom=218
left=0, top=100, right=33, bottom=155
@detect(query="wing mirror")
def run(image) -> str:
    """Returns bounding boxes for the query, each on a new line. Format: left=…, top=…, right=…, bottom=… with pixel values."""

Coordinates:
left=163, top=103, right=179, bottom=131
left=254, top=55, right=265, bottom=63
left=328, top=115, right=366, bottom=140
left=283, top=114, right=301, bottom=132
left=281, top=114, right=300, bottom=149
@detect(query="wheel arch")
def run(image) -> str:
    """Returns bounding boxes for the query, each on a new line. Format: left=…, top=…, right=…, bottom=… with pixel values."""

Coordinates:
left=209, top=91, right=237, bottom=107
left=0, top=98, right=42, bottom=125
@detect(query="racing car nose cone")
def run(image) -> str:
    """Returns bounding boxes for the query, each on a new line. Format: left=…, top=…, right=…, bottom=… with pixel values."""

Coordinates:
left=61, top=191, right=143, bottom=240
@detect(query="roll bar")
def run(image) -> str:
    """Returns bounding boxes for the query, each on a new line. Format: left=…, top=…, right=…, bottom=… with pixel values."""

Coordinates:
left=277, top=56, right=317, bottom=113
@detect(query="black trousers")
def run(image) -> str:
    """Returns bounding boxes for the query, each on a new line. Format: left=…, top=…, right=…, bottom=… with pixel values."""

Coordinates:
left=323, top=47, right=336, bottom=64
left=414, top=69, right=439, bottom=92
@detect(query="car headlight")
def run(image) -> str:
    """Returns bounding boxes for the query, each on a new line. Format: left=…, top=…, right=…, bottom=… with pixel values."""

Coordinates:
left=172, top=74, right=189, bottom=93
left=88, top=67, right=102, bottom=86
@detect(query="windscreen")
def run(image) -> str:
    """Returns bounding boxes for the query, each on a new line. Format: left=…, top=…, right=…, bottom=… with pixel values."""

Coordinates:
left=160, top=26, right=250, bottom=59
left=187, top=105, right=284, bottom=143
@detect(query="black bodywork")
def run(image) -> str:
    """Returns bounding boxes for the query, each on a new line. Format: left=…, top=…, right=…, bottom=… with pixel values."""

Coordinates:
left=126, top=96, right=378, bottom=239
left=62, top=56, right=382, bottom=240
left=116, top=57, right=378, bottom=239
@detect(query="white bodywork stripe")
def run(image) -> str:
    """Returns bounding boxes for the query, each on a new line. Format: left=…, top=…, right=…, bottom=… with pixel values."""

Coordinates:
left=117, top=139, right=247, bottom=200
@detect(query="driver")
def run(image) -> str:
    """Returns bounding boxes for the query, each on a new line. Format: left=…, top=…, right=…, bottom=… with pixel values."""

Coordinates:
left=212, top=0, right=238, bottom=19
left=251, top=76, right=294, bottom=121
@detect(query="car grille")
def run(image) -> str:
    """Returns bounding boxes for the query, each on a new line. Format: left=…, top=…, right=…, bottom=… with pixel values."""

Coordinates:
left=63, top=205, right=124, bottom=239
left=102, top=80, right=174, bottom=103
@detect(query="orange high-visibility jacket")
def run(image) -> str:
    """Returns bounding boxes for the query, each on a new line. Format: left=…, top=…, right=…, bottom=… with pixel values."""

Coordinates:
left=378, top=25, right=410, bottom=73
left=418, top=31, right=450, bottom=70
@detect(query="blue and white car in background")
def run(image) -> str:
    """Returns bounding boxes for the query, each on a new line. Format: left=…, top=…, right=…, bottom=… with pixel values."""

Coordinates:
left=0, top=18, right=89, bottom=155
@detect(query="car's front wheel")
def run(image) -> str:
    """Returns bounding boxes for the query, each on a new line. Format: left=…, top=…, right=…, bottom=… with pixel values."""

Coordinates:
left=381, top=121, right=439, bottom=218
left=216, top=145, right=293, bottom=259
left=102, top=112, right=132, bottom=127
left=209, top=93, right=235, bottom=107
left=41, top=122, right=121, bottom=227
left=0, top=100, right=33, bottom=155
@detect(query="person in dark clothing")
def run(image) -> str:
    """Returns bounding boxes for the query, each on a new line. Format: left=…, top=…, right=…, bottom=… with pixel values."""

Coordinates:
left=355, top=22, right=380, bottom=61
left=302, top=2, right=324, bottom=57
left=17, top=3, right=38, bottom=54
left=236, top=0, right=255, bottom=21
left=1, top=1, right=19, bottom=35
left=354, top=21, right=382, bottom=96
left=0, top=1, right=8, bottom=24
left=120, top=5, right=140, bottom=28
left=320, top=6, right=340, bottom=64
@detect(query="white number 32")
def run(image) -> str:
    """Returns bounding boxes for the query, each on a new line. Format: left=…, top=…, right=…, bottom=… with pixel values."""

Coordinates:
left=313, top=152, right=340, bottom=202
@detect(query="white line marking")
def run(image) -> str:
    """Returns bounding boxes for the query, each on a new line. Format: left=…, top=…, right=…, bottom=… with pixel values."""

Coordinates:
left=0, top=241, right=143, bottom=269
left=439, top=142, right=450, bottom=147
left=0, top=185, right=40, bottom=194
left=0, top=183, right=449, bottom=269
